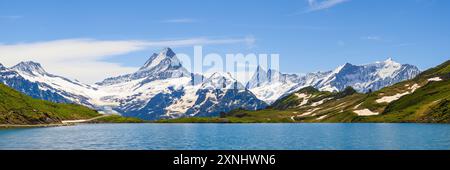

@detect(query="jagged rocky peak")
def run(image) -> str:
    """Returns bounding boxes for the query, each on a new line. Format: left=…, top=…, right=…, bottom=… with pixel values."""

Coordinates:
left=246, top=65, right=286, bottom=89
left=96, top=47, right=190, bottom=86
left=136, top=47, right=188, bottom=77
left=266, top=68, right=283, bottom=82
left=255, top=65, right=268, bottom=75
left=379, top=57, right=401, bottom=67
left=383, top=57, right=397, bottom=64
left=329, top=62, right=358, bottom=77
left=201, top=72, right=244, bottom=90
left=342, top=62, right=355, bottom=68
left=332, top=62, right=354, bottom=74
left=374, top=58, right=417, bottom=78
left=11, top=61, right=48, bottom=75
left=246, top=66, right=269, bottom=88
left=139, top=47, right=181, bottom=71
left=0, top=63, right=5, bottom=70
left=371, top=57, right=401, bottom=68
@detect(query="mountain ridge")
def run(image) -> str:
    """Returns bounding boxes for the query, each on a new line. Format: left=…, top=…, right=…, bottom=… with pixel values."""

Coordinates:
left=0, top=48, right=424, bottom=120
left=247, top=58, right=421, bottom=104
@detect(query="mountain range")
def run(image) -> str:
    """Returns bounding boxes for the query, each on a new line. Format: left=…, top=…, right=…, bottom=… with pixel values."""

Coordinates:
left=246, top=58, right=420, bottom=104
left=0, top=48, right=421, bottom=120
left=185, top=60, right=448, bottom=123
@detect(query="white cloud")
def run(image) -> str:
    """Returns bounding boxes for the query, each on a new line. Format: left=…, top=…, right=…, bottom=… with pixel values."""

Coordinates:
left=306, top=0, right=349, bottom=12
left=0, top=37, right=256, bottom=84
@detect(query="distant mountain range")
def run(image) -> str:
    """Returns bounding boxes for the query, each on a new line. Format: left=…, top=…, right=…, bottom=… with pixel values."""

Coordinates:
left=0, top=48, right=422, bottom=120
left=161, top=59, right=450, bottom=123
left=246, top=58, right=420, bottom=104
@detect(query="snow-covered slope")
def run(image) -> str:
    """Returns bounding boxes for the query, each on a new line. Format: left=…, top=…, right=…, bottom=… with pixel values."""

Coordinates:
left=1, top=61, right=105, bottom=107
left=247, top=58, right=421, bottom=104
left=246, top=66, right=308, bottom=104
left=184, top=72, right=267, bottom=117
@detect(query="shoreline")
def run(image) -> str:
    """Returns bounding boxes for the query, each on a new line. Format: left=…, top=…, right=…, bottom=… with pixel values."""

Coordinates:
left=0, top=123, right=73, bottom=129
left=0, top=115, right=112, bottom=129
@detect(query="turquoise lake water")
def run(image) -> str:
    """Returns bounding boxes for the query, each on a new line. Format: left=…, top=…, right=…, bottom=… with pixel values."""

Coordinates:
left=1, top=123, right=450, bottom=150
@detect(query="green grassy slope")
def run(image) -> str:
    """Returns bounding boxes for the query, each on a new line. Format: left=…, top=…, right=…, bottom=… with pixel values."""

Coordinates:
left=361, top=80, right=450, bottom=123
left=0, top=83, right=100, bottom=125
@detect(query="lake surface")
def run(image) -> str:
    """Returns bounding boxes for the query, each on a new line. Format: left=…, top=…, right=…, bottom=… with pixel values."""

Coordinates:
left=1, top=123, right=450, bottom=150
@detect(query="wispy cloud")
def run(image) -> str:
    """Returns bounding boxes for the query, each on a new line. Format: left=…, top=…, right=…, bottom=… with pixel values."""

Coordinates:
left=306, top=0, right=349, bottom=12
left=162, top=18, right=197, bottom=23
left=0, top=37, right=255, bottom=84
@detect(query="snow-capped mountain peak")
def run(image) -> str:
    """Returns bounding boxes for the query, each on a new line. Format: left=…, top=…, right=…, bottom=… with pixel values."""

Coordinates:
left=322, top=63, right=352, bottom=81
left=11, top=61, right=48, bottom=76
left=97, top=48, right=189, bottom=86
left=246, top=66, right=268, bottom=88
left=140, top=53, right=159, bottom=69
left=376, top=58, right=402, bottom=79
left=0, top=63, right=5, bottom=70
left=246, top=65, right=308, bottom=104
left=139, top=47, right=180, bottom=71
left=246, top=66, right=287, bottom=89
left=383, top=57, right=395, bottom=64
left=201, top=72, right=244, bottom=90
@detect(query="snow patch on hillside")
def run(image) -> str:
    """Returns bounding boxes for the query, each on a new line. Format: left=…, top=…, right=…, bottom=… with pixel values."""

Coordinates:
left=376, top=92, right=410, bottom=103
left=299, top=108, right=320, bottom=117
left=428, top=77, right=442, bottom=82
left=376, top=83, right=420, bottom=103
left=311, top=98, right=331, bottom=107
left=316, top=115, right=327, bottom=120
left=354, top=109, right=379, bottom=116
left=295, top=93, right=310, bottom=106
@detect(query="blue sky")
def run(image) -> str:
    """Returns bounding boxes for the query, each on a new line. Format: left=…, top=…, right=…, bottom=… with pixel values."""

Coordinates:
left=0, top=0, right=449, bottom=83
